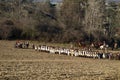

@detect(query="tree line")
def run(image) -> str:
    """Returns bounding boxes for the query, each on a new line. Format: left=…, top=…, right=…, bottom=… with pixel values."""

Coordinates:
left=0, top=0, right=120, bottom=45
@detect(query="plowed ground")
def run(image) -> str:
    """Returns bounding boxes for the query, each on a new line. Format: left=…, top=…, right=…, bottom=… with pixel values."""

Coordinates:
left=0, top=41, right=120, bottom=80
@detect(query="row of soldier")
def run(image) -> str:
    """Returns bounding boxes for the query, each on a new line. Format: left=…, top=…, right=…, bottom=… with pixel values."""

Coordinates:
left=33, top=44, right=120, bottom=60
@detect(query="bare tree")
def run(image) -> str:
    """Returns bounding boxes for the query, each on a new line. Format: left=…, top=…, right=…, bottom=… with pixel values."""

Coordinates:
left=58, top=0, right=87, bottom=42
left=85, top=0, right=106, bottom=42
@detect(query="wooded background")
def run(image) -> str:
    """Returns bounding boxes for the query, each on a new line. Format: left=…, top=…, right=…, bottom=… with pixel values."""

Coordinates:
left=0, top=0, right=120, bottom=45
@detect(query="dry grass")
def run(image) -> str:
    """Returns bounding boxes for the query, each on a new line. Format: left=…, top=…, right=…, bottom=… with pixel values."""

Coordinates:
left=0, top=40, right=120, bottom=80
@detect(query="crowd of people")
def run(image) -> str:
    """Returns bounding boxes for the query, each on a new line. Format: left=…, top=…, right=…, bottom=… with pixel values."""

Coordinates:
left=14, top=41, right=120, bottom=60
left=15, top=40, right=29, bottom=49
left=32, top=44, right=120, bottom=60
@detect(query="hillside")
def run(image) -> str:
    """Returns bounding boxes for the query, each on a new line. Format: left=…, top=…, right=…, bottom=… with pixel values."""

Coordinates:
left=0, top=0, right=120, bottom=45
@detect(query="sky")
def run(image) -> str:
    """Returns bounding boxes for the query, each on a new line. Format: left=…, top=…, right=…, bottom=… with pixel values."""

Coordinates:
left=34, top=0, right=62, bottom=2
left=34, top=0, right=119, bottom=3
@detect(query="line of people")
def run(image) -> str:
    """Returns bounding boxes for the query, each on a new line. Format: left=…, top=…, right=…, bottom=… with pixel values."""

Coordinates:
left=32, top=44, right=120, bottom=60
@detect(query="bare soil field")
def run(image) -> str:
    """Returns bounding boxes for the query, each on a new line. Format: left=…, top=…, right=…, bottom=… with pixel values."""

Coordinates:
left=0, top=40, right=120, bottom=80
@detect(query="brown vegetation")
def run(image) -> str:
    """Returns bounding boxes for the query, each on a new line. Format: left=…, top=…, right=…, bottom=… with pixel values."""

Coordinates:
left=0, top=0, right=120, bottom=44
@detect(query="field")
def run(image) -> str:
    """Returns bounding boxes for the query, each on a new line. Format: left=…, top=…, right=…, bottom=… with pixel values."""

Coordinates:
left=0, top=41, right=120, bottom=80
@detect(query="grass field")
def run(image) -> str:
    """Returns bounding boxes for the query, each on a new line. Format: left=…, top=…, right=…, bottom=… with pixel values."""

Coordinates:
left=0, top=40, right=120, bottom=80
